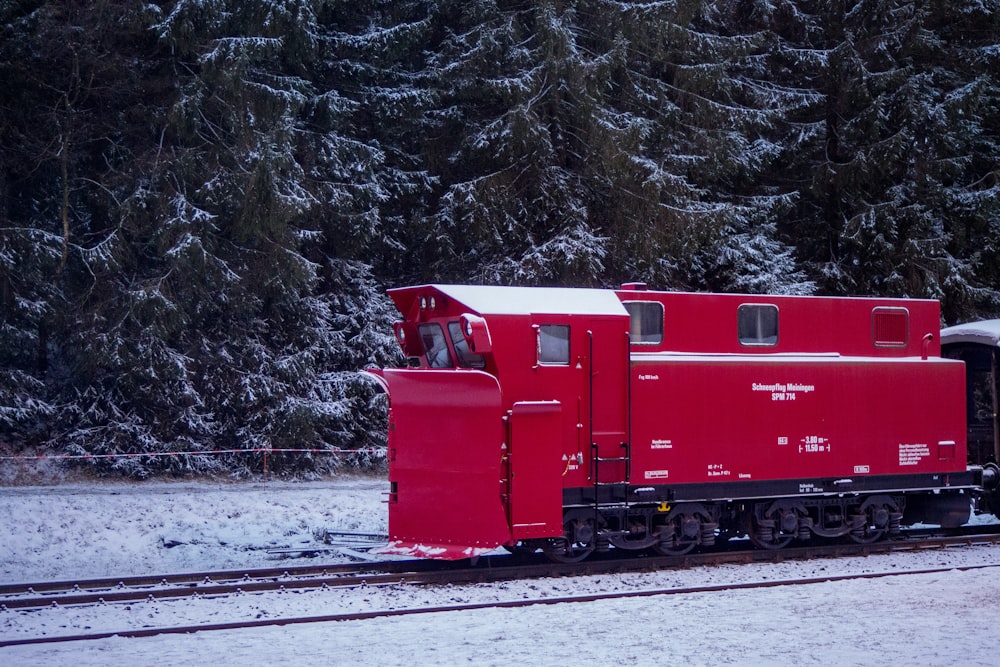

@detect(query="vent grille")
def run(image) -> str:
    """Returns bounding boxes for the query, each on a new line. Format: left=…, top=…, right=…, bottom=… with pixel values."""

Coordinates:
left=872, top=308, right=909, bottom=347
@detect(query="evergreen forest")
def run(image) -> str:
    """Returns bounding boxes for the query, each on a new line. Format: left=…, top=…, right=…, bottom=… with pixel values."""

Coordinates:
left=2, top=0, right=999, bottom=477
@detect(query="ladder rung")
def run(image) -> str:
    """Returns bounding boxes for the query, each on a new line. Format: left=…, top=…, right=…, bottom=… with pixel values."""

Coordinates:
left=595, top=456, right=628, bottom=463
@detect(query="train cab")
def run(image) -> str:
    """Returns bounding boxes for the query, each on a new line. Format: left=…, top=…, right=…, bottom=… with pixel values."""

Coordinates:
left=365, top=284, right=630, bottom=559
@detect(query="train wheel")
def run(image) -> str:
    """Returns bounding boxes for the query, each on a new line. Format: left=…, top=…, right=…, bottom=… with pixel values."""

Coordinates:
left=651, top=514, right=698, bottom=556
left=542, top=509, right=599, bottom=563
left=848, top=498, right=895, bottom=544
left=848, top=524, right=884, bottom=544
left=651, top=537, right=696, bottom=556
left=746, top=514, right=794, bottom=550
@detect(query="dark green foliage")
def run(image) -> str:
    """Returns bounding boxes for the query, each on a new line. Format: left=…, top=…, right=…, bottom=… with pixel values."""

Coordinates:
left=1, top=0, right=998, bottom=476
left=1, top=0, right=403, bottom=476
left=768, top=0, right=1000, bottom=317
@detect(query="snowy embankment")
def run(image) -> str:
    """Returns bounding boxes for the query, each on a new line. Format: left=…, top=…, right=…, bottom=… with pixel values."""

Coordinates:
left=1, top=477, right=999, bottom=666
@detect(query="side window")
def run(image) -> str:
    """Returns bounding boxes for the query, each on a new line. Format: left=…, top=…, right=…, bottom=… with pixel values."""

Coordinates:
left=948, top=347, right=996, bottom=425
left=447, top=322, right=486, bottom=369
left=418, top=323, right=453, bottom=368
left=738, top=304, right=778, bottom=346
left=970, top=368, right=995, bottom=424
left=537, top=325, right=570, bottom=365
left=624, top=301, right=664, bottom=344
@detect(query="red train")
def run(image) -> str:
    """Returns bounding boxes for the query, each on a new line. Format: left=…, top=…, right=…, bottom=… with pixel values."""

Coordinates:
left=366, top=284, right=1000, bottom=562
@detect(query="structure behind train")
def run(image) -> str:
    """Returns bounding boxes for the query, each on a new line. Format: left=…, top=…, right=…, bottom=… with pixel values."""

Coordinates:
left=366, top=284, right=1000, bottom=562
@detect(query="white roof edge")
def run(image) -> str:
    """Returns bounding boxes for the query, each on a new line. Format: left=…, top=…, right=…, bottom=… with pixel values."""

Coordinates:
left=631, top=353, right=955, bottom=363
left=432, top=285, right=628, bottom=316
left=940, top=319, right=1000, bottom=348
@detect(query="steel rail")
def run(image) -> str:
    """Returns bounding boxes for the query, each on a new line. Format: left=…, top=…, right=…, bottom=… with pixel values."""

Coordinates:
left=3, top=528, right=1000, bottom=614
left=4, top=527, right=1000, bottom=612
left=0, top=557, right=456, bottom=599
left=3, top=561, right=998, bottom=649
left=6, top=521, right=998, bottom=603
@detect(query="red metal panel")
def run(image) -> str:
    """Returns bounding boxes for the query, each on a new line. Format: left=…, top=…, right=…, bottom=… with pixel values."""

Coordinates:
left=509, top=401, right=564, bottom=539
left=368, top=369, right=510, bottom=559
left=629, top=356, right=967, bottom=486
left=616, top=290, right=943, bottom=358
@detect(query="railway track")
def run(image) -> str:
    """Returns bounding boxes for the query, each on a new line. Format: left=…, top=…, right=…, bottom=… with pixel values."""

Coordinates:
left=3, top=526, right=996, bottom=612
left=4, top=527, right=1000, bottom=648
left=7, top=561, right=1000, bottom=649
left=0, top=559, right=454, bottom=610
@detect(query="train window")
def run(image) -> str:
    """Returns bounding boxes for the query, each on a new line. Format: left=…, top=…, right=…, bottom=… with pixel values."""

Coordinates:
left=872, top=307, right=909, bottom=347
left=952, top=347, right=997, bottom=425
left=447, top=322, right=486, bottom=369
left=970, top=370, right=994, bottom=424
left=537, top=325, right=570, bottom=365
left=418, top=323, right=453, bottom=368
left=624, top=301, right=664, bottom=344
left=738, top=304, right=778, bottom=346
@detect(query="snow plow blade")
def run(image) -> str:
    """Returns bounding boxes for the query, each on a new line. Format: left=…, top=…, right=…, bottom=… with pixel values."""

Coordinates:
left=365, top=369, right=511, bottom=560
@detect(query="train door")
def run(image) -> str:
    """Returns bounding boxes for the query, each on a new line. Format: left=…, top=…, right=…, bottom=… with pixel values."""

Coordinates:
left=586, top=317, right=631, bottom=490
left=507, top=401, right=563, bottom=540
left=504, top=316, right=578, bottom=540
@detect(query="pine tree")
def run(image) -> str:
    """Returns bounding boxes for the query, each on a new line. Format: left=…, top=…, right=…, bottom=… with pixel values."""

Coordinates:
left=920, top=0, right=1000, bottom=321
left=409, top=0, right=602, bottom=286
left=416, top=0, right=813, bottom=292
left=309, top=0, right=439, bottom=284
left=1, top=1, right=403, bottom=475
left=4, top=0, right=997, bottom=475
left=772, top=0, right=1000, bottom=317
left=70, top=0, right=403, bottom=475
left=1, top=1, right=160, bottom=446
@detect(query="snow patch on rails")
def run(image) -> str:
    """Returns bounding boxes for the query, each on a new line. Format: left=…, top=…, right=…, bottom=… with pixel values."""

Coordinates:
left=5, top=530, right=1000, bottom=647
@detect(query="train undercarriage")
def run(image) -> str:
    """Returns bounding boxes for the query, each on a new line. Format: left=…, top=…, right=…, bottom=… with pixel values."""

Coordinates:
left=525, top=484, right=995, bottom=563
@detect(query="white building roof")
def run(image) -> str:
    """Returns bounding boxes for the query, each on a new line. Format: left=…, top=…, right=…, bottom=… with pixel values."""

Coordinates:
left=940, top=319, right=1000, bottom=348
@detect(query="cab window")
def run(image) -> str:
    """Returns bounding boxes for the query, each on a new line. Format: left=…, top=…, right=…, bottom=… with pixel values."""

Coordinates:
left=418, top=323, right=453, bottom=368
left=624, top=301, right=664, bottom=344
left=447, top=322, right=486, bottom=369
left=538, top=325, right=570, bottom=365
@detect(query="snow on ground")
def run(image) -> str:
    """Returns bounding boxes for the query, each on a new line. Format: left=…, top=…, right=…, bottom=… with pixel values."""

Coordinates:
left=0, top=476, right=387, bottom=582
left=1, top=476, right=999, bottom=666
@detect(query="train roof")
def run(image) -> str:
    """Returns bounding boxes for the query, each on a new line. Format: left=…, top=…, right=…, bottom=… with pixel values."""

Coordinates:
left=940, top=319, right=1000, bottom=348
left=391, top=284, right=628, bottom=317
